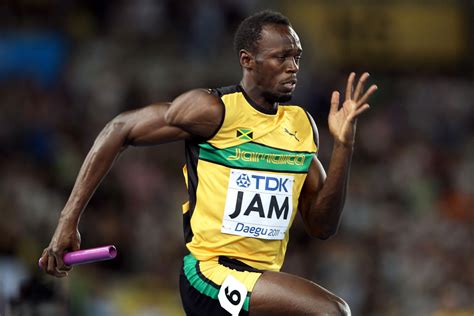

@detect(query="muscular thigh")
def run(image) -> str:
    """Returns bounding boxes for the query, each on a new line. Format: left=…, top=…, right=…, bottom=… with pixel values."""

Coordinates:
left=249, top=271, right=350, bottom=316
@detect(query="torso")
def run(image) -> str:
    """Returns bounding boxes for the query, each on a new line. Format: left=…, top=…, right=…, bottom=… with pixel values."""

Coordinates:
left=182, top=85, right=317, bottom=271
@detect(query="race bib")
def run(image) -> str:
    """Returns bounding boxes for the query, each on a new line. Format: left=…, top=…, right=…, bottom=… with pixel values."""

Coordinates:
left=221, top=169, right=294, bottom=240
left=218, top=274, right=247, bottom=316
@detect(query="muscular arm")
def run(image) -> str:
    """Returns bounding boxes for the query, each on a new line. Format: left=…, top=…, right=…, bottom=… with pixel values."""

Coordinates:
left=60, top=103, right=178, bottom=225
left=298, top=72, right=377, bottom=239
left=42, top=89, right=223, bottom=276
left=298, top=143, right=352, bottom=239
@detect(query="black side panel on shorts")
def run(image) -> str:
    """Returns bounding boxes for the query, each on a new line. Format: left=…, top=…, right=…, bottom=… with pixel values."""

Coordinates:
left=218, top=256, right=262, bottom=273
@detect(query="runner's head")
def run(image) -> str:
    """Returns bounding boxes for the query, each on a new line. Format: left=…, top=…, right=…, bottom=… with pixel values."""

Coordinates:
left=235, top=10, right=302, bottom=103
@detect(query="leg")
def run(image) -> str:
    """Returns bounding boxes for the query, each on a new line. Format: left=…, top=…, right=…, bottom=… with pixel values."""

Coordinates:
left=249, top=271, right=350, bottom=316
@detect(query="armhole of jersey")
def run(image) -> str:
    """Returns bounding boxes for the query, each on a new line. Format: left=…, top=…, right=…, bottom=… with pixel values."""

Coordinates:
left=304, top=111, right=319, bottom=155
left=203, top=88, right=226, bottom=141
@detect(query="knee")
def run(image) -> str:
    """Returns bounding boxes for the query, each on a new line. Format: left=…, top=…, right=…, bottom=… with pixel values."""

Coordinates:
left=329, top=297, right=351, bottom=316
left=313, top=297, right=351, bottom=316
left=335, top=298, right=351, bottom=316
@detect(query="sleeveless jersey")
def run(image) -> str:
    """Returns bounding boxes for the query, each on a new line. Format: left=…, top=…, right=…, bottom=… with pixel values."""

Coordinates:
left=182, top=85, right=318, bottom=271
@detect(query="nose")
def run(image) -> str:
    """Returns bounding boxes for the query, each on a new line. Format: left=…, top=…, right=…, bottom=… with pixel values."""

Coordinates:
left=286, top=57, right=299, bottom=73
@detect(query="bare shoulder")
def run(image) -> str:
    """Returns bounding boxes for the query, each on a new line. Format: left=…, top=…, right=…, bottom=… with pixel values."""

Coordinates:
left=165, top=89, right=224, bottom=139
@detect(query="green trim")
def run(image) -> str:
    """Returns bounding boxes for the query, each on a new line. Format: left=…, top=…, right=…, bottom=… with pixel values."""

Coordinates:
left=199, top=142, right=314, bottom=173
left=183, top=254, right=251, bottom=312
left=243, top=294, right=250, bottom=312
left=183, top=254, right=219, bottom=298
left=198, top=157, right=308, bottom=174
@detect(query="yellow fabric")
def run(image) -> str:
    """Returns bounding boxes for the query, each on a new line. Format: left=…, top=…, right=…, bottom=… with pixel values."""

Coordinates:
left=213, top=92, right=316, bottom=152
left=185, top=87, right=317, bottom=271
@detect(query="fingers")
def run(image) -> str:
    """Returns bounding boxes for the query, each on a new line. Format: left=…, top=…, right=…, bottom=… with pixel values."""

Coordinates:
left=330, top=91, right=340, bottom=114
left=345, top=72, right=355, bottom=101
left=354, top=103, right=370, bottom=117
left=42, top=249, right=70, bottom=278
left=56, top=253, right=72, bottom=272
left=345, top=72, right=377, bottom=104
left=353, top=72, right=370, bottom=100
left=357, top=84, right=378, bottom=106
left=39, top=249, right=48, bottom=271
left=52, top=253, right=68, bottom=278
left=47, top=254, right=60, bottom=277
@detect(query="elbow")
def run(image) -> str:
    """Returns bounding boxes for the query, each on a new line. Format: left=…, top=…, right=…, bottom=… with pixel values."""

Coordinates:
left=308, top=225, right=339, bottom=240
left=97, top=114, right=130, bottom=147
left=316, top=228, right=338, bottom=240
left=108, top=113, right=127, bottom=130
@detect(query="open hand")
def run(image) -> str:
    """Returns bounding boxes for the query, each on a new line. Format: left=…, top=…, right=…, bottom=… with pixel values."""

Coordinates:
left=328, top=72, right=377, bottom=146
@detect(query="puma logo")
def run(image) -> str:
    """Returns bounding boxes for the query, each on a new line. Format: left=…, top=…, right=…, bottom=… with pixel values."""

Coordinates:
left=283, top=128, right=300, bottom=142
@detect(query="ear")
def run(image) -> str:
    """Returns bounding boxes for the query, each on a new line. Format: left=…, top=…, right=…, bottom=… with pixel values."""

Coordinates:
left=239, top=49, right=255, bottom=70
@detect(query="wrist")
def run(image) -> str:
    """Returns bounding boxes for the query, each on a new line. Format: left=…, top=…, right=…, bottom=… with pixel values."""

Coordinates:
left=333, top=138, right=354, bottom=150
left=58, top=212, right=80, bottom=229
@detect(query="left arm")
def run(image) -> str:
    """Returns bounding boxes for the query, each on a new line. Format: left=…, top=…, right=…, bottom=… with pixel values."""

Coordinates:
left=298, top=72, right=377, bottom=239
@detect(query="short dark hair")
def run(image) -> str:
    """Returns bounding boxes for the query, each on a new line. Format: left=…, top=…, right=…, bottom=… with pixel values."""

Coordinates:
left=233, top=10, right=291, bottom=54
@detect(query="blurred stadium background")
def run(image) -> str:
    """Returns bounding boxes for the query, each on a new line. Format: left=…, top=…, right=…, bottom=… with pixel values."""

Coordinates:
left=0, top=0, right=473, bottom=315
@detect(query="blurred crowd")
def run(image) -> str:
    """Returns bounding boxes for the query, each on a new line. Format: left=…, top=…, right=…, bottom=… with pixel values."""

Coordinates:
left=0, top=1, right=472, bottom=315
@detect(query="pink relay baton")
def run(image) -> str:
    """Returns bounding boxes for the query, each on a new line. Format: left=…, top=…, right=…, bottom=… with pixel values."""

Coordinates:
left=39, top=245, right=117, bottom=268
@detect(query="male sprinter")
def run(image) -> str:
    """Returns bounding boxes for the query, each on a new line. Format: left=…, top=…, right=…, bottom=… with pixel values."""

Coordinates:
left=41, top=10, right=377, bottom=315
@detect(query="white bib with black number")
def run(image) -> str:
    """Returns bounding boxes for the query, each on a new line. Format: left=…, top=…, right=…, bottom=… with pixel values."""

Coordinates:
left=218, top=274, right=248, bottom=316
left=221, top=169, right=294, bottom=240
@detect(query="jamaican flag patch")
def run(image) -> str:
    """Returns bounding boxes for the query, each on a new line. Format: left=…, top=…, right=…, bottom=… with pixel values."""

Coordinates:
left=236, top=128, right=253, bottom=140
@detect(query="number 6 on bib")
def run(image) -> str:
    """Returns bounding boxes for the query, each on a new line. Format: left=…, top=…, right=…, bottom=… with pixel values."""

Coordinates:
left=218, top=274, right=248, bottom=316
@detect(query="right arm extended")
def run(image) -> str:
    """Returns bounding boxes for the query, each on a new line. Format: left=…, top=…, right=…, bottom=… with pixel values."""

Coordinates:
left=41, top=89, right=223, bottom=277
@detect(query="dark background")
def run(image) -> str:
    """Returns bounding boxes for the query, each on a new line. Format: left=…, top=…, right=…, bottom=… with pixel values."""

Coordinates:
left=0, top=0, right=473, bottom=315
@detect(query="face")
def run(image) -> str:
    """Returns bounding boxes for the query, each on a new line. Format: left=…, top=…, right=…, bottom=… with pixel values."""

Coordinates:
left=252, top=24, right=302, bottom=103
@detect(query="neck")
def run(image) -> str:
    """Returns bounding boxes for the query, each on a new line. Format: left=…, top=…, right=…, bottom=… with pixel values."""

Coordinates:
left=240, top=78, right=278, bottom=112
